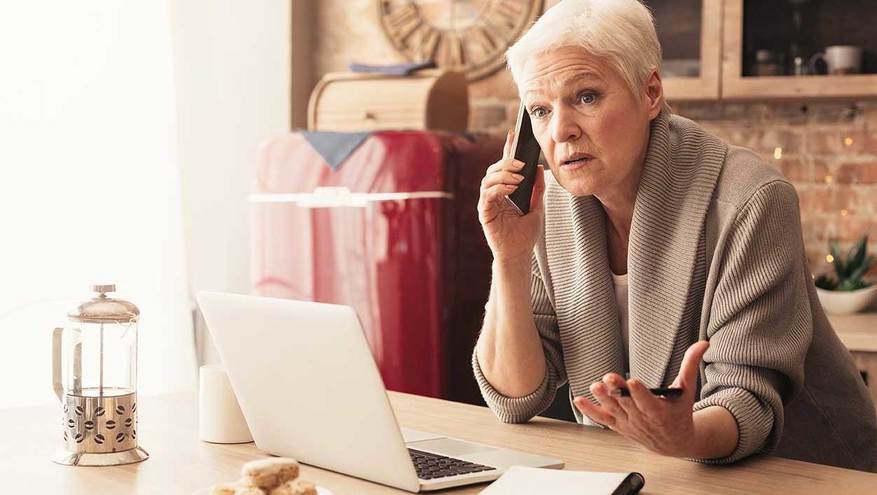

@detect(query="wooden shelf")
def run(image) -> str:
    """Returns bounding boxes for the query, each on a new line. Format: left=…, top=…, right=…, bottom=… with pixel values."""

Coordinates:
left=722, top=74, right=877, bottom=100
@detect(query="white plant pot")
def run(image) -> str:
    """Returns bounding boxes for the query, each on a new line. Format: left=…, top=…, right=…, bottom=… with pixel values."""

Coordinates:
left=816, top=285, right=877, bottom=315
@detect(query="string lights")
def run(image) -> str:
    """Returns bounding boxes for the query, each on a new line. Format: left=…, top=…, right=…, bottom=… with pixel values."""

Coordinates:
left=767, top=125, right=860, bottom=269
left=824, top=135, right=859, bottom=265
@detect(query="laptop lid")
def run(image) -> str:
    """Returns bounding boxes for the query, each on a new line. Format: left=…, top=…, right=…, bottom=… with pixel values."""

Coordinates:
left=196, top=292, right=421, bottom=492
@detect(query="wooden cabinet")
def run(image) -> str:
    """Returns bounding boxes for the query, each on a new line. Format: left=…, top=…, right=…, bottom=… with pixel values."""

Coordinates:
left=647, top=0, right=723, bottom=101
left=827, top=313, right=877, bottom=410
left=721, top=0, right=877, bottom=100
left=652, top=0, right=877, bottom=101
left=850, top=352, right=877, bottom=408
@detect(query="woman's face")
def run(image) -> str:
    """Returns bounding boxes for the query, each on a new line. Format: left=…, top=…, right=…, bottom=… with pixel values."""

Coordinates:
left=520, top=46, right=661, bottom=198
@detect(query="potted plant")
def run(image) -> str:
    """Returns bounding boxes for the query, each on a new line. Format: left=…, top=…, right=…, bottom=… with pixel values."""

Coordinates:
left=814, top=235, right=877, bottom=315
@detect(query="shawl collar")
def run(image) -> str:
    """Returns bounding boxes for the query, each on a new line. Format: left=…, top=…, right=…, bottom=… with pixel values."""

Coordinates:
left=544, top=189, right=624, bottom=405
left=627, top=111, right=726, bottom=387
left=544, top=111, right=726, bottom=405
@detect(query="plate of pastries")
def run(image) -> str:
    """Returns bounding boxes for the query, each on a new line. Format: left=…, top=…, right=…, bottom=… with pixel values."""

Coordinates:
left=193, top=457, right=332, bottom=495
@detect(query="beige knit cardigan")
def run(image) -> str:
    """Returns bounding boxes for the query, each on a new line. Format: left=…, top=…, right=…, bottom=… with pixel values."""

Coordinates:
left=472, top=111, right=877, bottom=472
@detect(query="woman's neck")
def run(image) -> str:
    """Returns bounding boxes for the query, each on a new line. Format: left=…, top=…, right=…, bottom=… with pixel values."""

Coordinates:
left=599, top=194, right=634, bottom=276
left=595, top=166, right=642, bottom=275
left=595, top=172, right=639, bottom=238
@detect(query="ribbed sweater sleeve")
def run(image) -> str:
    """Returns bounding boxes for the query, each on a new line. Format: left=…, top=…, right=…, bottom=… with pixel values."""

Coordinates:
left=472, top=256, right=567, bottom=423
left=694, top=180, right=812, bottom=463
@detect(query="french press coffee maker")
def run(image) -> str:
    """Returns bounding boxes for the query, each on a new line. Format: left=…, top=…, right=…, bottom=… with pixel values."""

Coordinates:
left=51, top=284, right=149, bottom=466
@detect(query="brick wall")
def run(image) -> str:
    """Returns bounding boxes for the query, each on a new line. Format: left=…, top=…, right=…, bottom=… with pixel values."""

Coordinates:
left=312, top=0, right=877, bottom=276
left=675, top=101, right=877, bottom=275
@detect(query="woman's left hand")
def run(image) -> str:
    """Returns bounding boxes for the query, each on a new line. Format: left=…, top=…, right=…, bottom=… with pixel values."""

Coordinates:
left=573, top=341, right=710, bottom=458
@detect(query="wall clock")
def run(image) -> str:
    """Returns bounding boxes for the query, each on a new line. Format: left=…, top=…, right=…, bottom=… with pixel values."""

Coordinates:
left=378, top=0, right=544, bottom=81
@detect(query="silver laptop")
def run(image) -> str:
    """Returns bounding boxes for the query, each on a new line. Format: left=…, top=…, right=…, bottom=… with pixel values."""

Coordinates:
left=197, top=292, right=564, bottom=492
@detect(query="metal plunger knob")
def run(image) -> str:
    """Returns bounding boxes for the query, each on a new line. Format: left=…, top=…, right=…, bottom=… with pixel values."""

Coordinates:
left=91, top=284, right=116, bottom=294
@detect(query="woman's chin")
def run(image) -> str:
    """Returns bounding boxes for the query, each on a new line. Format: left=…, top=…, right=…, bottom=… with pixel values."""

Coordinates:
left=554, top=173, right=598, bottom=197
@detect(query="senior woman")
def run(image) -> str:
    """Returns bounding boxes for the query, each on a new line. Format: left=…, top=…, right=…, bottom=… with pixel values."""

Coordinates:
left=473, top=0, right=877, bottom=471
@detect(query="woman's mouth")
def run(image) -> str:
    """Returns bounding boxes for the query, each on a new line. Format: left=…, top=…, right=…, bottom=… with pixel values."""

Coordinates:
left=560, top=156, right=594, bottom=171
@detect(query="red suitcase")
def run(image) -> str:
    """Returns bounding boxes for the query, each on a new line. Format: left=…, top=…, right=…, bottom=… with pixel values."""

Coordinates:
left=251, top=131, right=502, bottom=404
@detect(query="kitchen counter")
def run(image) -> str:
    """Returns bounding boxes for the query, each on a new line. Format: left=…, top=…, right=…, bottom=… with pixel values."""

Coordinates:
left=828, top=312, right=877, bottom=406
left=828, top=313, right=877, bottom=352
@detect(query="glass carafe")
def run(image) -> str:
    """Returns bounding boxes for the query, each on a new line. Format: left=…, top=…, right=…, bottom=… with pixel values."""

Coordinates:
left=51, top=284, right=149, bottom=466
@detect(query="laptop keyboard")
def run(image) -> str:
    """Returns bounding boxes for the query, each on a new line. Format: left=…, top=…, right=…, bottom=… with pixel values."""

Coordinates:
left=408, top=448, right=497, bottom=480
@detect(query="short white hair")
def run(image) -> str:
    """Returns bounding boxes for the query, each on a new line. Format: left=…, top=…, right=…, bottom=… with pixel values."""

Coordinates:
left=507, top=0, right=670, bottom=113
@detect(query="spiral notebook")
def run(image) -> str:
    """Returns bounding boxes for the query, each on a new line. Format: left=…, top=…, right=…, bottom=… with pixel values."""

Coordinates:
left=479, top=466, right=645, bottom=495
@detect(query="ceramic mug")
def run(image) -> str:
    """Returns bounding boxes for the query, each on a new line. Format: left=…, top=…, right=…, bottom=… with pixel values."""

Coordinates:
left=809, top=45, right=863, bottom=75
left=198, top=365, right=253, bottom=443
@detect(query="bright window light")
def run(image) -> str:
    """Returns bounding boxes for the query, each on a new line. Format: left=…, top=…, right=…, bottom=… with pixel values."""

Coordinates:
left=0, top=1, right=195, bottom=407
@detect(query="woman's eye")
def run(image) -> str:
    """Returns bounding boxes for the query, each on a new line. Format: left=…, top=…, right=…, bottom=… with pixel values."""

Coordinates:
left=530, top=107, right=548, bottom=118
left=579, top=92, right=598, bottom=104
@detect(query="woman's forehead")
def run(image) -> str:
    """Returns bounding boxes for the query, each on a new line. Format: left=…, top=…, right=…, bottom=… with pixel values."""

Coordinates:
left=520, top=49, right=612, bottom=99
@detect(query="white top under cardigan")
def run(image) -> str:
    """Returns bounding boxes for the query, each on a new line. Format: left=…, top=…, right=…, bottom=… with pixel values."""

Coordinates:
left=611, top=271, right=629, bottom=372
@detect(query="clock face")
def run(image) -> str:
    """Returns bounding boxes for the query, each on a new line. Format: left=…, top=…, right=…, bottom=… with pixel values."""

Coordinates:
left=378, top=0, right=543, bottom=81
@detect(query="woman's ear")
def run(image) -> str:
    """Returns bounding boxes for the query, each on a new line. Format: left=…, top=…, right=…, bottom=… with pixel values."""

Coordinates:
left=643, top=70, right=663, bottom=119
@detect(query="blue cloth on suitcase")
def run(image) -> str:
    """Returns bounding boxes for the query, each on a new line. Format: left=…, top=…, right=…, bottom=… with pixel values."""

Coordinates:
left=348, top=60, right=437, bottom=76
left=300, top=131, right=373, bottom=171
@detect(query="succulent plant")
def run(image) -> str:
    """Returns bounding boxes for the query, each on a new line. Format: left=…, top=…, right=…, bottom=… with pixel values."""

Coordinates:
left=815, top=235, right=874, bottom=291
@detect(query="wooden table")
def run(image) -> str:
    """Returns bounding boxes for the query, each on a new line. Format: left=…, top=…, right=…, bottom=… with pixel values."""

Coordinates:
left=2, top=392, right=875, bottom=494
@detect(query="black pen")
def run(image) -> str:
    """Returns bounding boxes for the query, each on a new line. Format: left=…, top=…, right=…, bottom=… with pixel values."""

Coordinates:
left=612, top=472, right=645, bottom=495
left=609, top=386, right=683, bottom=398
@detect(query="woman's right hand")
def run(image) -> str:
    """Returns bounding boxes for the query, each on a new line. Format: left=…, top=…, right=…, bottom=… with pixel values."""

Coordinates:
left=477, top=129, right=546, bottom=266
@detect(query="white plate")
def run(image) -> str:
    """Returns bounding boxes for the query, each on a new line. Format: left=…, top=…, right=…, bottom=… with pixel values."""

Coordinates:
left=192, top=485, right=333, bottom=495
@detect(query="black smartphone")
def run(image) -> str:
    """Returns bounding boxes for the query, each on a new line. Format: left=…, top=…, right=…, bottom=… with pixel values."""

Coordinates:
left=505, top=102, right=543, bottom=215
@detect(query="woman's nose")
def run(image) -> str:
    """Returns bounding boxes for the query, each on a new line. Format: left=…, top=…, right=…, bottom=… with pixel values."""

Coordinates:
left=550, top=106, right=582, bottom=144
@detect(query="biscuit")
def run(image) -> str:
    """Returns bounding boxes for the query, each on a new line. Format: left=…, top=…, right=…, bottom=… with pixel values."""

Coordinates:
left=241, top=457, right=300, bottom=489
left=233, top=487, right=266, bottom=495
left=208, top=483, right=239, bottom=495
left=269, top=479, right=317, bottom=495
